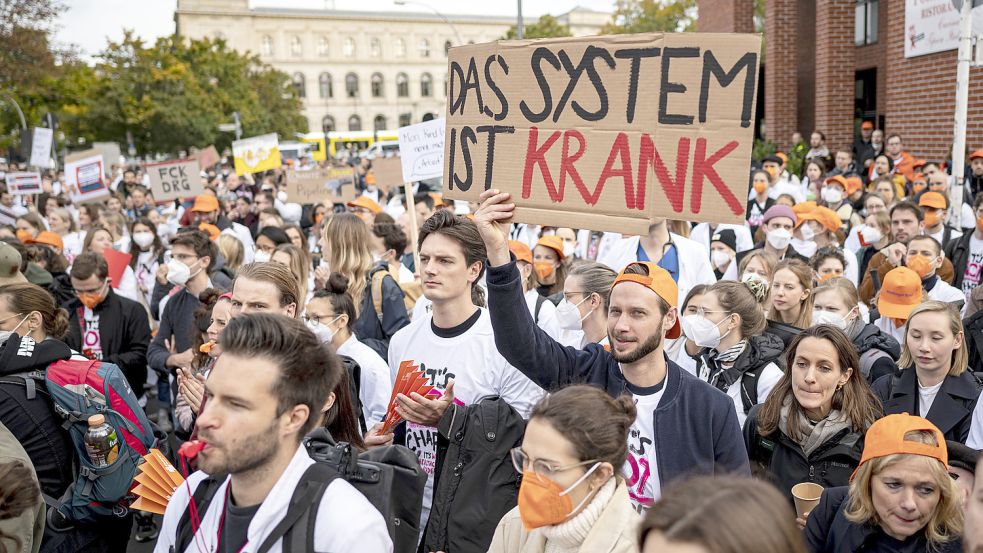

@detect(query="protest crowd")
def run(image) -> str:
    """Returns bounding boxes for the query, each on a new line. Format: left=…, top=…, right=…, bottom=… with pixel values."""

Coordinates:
left=6, top=86, right=983, bottom=553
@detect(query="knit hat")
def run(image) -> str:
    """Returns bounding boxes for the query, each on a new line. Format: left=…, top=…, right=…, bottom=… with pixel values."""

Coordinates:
left=763, top=205, right=797, bottom=226
left=710, top=229, right=737, bottom=253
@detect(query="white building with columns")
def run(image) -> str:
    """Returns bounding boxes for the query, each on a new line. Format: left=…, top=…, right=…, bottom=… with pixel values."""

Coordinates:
left=174, top=0, right=608, bottom=134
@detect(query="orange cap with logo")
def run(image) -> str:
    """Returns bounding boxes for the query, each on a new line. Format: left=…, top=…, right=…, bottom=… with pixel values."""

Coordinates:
left=876, top=267, right=924, bottom=319
left=611, top=262, right=680, bottom=339
left=535, top=236, right=565, bottom=261
left=850, top=413, right=947, bottom=481
left=918, top=191, right=947, bottom=210
left=508, top=240, right=533, bottom=265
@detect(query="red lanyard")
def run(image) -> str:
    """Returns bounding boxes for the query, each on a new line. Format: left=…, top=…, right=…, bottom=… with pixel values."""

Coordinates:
left=214, top=485, right=249, bottom=553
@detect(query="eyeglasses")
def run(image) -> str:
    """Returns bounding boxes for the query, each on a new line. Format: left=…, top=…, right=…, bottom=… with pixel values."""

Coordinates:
left=303, top=313, right=336, bottom=325
left=562, top=291, right=588, bottom=302
left=73, top=281, right=108, bottom=295
left=510, top=447, right=597, bottom=482
left=693, top=307, right=729, bottom=318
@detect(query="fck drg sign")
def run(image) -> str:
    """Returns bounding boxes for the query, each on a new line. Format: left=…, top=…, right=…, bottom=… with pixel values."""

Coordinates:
left=146, top=159, right=205, bottom=201
left=442, top=32, right=761, bottom=234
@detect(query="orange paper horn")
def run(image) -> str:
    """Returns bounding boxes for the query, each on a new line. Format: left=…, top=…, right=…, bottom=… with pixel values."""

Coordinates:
left=131, top=449, right=185, bottom=515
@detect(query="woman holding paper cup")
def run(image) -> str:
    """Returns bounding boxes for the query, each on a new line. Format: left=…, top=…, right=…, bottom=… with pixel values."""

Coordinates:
left=803, top=414, right=963, bottom=552
left=744, top=325, right=882, bottom=524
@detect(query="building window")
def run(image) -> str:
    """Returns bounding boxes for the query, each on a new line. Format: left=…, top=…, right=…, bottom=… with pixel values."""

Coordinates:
left=394, top=38, right=406, bottom=58
left=319, top=73, right=333, bottom=99
left=370, top=37, right=381, bottom=58
left=418, top=38, right=430, bottom=58
left=371, top=73, right=384, bottom=98
left=855, top=0, right=878, bottom=46
left=396, top=73, right=409, bottom=97
left=444, top=40, right=452, bottom=55
left=323, top=115, right=336, bottom=134
left=374, top=115, right=387, bottom=131
left=348, top=115, right=362, bottom=131
left=261, top=35, right=274, bottom=56
left=290, top=36, right=302, bottom=56
left=292, top=72, right=306, bottom=98
left=317, top=37, right=329, bottom=56
left=345, top=73, right=359, bottom=98
left=420, top=73, right=433, bottom=97
left=398, top=113, right=412, bottom=127
left=344, top=37, right=356, bottom=58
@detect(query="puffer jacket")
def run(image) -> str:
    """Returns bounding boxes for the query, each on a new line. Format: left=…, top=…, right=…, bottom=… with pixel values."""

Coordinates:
left=744, top=404, right=865, bottom=502
left=696, top=332, right=786, bottom=415
left=852, top=323, right=900, bottom=383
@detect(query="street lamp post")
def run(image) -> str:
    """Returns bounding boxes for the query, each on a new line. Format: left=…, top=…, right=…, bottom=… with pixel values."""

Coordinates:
left=517, top=0, right=524, bottom=39
left=0, top=92, right=28, bottom=131
left=393, top=0, right=463, bottom=44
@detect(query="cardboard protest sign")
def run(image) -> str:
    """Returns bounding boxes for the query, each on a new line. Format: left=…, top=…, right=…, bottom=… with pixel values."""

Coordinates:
left=64, top=154, right=110, bottom=203
left=6, top=172, right=42, bottom=196
left=29, top=128, right=53, bottom=168
left=371, top=157, right=405, bottom=194
left=442, top=33, right=761, bottom=234
left=233, top=133, right=281, bottom=175
left=146, top=159, right=204, bottom=201
left=284, top=167, right=357, bottom=205
left=398, top=119, right=445, bottom=182
left=191, top=145, right=220, bottom=169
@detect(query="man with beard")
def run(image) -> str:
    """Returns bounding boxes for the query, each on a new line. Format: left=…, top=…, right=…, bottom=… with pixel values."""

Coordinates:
left=154, top=313, right=391, bottom=552
left=474, top=189, right=749, bottom=511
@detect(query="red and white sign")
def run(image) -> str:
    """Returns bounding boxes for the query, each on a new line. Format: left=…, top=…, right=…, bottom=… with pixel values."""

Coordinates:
left=6, top=172, right=41, bottom=196
left=905, top=0, right=983, bottom=58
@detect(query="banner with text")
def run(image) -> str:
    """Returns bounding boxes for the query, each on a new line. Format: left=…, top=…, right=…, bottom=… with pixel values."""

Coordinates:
left=442, top=33, right=761, bottom=234
left=65, top=154, right=110, bottom=203
left=284, top=167, right=357, bottom=204
left=905, top=0, right=983, bottom=58
left=233, top=133, right=281, bottom=175
left=6, top=172, right=42, bottom=196
left=146, top=159, right=205, bottom=201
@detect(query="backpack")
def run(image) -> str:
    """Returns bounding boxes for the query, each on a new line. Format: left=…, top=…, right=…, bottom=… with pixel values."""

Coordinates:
left=13, top=358, right=158, bottom=526
left=371, top=264, right=421, bottom=315
left=170, top=430, right=426, bottom=553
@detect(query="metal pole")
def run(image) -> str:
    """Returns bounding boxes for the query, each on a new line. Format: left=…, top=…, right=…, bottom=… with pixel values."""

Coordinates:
left=517, top=0, right=524, bottom=39
left=0, top=92, right=27, bottom=130
left=395, top=1, right=463, bottom=44
left=233, top=111, right=242, bottom=140
left=949, top=0, right=973, bottom=228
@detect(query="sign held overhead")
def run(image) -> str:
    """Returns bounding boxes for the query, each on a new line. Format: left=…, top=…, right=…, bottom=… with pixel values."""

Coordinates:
left=441, top=33, right=761, bottom=234
left=146, top=159, right=205, bottom=201
left=398, top=119, right=445, bottom=182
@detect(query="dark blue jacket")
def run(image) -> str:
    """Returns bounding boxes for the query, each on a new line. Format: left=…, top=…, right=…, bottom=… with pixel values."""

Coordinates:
left=485, top=258, right=750, bottom=486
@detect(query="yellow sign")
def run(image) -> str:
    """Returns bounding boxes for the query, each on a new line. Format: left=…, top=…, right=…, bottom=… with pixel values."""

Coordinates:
left=232, top=133, right=282, bottom=175
left=300, top=134, right=327, bottom=162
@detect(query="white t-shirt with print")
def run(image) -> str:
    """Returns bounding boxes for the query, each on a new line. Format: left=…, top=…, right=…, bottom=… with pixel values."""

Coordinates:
left=81, top=307, right=102, bottom=360
left=626, top=383, right=665, bottom=512
left=387, top=308, right=545, bottom=532
left=962, top=235, right=983, bottom=301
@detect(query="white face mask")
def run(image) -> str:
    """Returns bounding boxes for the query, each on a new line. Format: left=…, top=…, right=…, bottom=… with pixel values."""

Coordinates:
left=254, top=250, right=271, bottom=263
left=306, top=315, right=342, bottom=344
left=711, top=250, right=732, bottom=270
left=821, top=187, right=843, bottom=204
left=562, top=242, right=576, bottom=259
left=166, top=258, right=199, bottom=286
left=132, top=231, right=155, bottom=249
left=555, top=296, right=592, bottom=331
left=798, top=223, right=816, bottom=241
left=276, top=190, right=288, bottom=203
left=680, top=314, right=732, bottom=350
left=812, top=307, right=858, bottom=331
left=790, top=237, right=818, bottom=258
left=857, top=225, right=883, bottom=246
left=766, top=228, right=792, bottom=250
left=0, top=313, right=31, bottom=346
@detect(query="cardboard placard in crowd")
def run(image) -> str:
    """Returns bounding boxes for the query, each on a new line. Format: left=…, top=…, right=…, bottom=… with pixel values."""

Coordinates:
left=6, top=172, right=42, bottom=196
left=371, top=156, right=405, bottom=194
left=232, top=133, right=281, bottom=176
left=145, top=159, right=205, bottom=201
left=441, top=33, right=761, bottom=234
left=29, top=127, right=53, bottom=168
left=397, top=119, right=445, bottom=182
left=284, top=167, right=357, bottom=204
left=191, top=145, right=221, bottom=170
left=64, top=153, right=110, bottom=203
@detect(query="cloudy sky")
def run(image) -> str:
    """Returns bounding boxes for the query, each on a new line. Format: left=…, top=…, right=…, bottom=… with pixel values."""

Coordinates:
left=55, top=0, right=616, bottom=58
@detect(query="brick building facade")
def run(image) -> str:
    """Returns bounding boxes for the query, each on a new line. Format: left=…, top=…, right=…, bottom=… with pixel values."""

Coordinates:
left=699, top=0, right=983, bottom=162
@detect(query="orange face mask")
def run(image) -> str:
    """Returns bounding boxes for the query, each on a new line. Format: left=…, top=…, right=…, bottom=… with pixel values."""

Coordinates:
left=534, top=261, right=556, bottom=281
left=819, top=272, right=842, bottom=283
left=764, top=166, right=778, bottom=178
left=913, top=183, right=927, bottom=194
left=892, top=317, right=907, bottom=328
left=905, top=254, right=934, bottom=278
left=976, top=216, right=983, bottom=235
left=15, top=229, right=32, bottom=243
left=78, top=291, right=104, bottom=310
left=923, top=211, right=940, bottom=228
left=517, top=464, right=600, bottom=530
left=753, top=181, right=768, bottom=195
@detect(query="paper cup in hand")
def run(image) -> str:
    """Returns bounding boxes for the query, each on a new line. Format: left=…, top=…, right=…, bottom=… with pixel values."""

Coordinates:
left=792, top=482, right=824, bottom=517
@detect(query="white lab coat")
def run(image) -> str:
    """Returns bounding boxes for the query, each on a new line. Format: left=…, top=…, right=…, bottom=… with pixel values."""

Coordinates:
left=690, top=223, right=755, bottom=253
left=596, top=233, right=716, bottom=307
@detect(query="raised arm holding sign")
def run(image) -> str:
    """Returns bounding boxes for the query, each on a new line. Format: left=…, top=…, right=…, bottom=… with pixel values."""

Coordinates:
left=442, top=32, right=761, bottom=234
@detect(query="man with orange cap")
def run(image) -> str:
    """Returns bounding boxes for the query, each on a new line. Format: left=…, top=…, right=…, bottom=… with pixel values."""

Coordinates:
left=853, top=120, right=876, bottom=170
left=918, top=191, right=963, bottom=245
left=474, top=189, right=749, bottom=511
left=871, top=266, right=925, bottom=343
left=968, top=148, right=983, bottom=200
left=190, top=193, right=256, bottom=263
left=904, top=235, right=965, bottom=313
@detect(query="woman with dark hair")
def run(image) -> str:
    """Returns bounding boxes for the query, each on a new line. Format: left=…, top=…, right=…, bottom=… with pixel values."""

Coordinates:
left=128, top=217, right=165, bottom=308
left=253, top=225, right=291, bottom=262
left=744, top=325, right=883, bottom=524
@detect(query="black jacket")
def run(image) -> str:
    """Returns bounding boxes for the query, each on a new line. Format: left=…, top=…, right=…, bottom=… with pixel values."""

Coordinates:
left=696, top=332, right=786, bottom=413
left=766, top=319, right=802, bottom=351
left=47, top=271, right=76, bottom=307
left=64, top=288, right=151, bottom=396
left=943, top=231, right=974, bottom=290
left=744, top=405, right=864, bottom=502
left=147, top=287, right=202, bottom=374
left=965, top=309, right=983, bottom=375
left=872, top=369, right=980, bottom=443
left=353, top=264, right=410, bottom=358
left=805, top=486, right=962, bottom=552
left=852, top=324, right=900, bottom=383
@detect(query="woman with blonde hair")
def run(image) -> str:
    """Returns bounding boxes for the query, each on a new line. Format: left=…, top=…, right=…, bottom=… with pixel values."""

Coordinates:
left=319, top=213, right=408, bottom=357
left=872, top=301, right=978, bottom=443
left=272, top=243, right=312, bottom=304
left=45, top=207, right=83, bottom=262
left=215, top=233, right=244, bottom=274
left=768, top=259, right=813, bottom=329
left=736, top=249, right=778, bottom=303
left=804, top=414, right=963, bottom=552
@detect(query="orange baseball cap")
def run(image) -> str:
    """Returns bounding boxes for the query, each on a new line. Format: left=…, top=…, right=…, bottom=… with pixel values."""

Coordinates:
left=191, top=194, right=219, bottom=213
left=850, top=413, right=947, bottom=481
left=912, top=159, right=928, bottom=170
left=824, top=175, right=849, bottom=190
left=508, top=240, right=533, bottom=265
left=845, top=176, right=863, bottom=196
left=429, top=193, right=445, bottom=208
left=612, top=262, right=680, bottom=339
left=347, top=196, right=383, bottom=215
left=775, top=152, right=788, bottom=165
left=969, top=149, right=983, bottom=161
left=918, top=191, right=947, bottom=210
left=198, top=222, right=221, bottom=240
left=861, top=121, right=874, bottom=130
left=27, top=231, right=64, bottom=252
left=535, top=236, right=565, bottom=261
left=792, top=201, right=817, bottom=218
left=811, top=206, right=842, bottom=233
left=877, top=267, right=924, bottom=319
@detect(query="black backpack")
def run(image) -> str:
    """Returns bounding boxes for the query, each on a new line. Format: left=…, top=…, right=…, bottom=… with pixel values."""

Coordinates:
left=170, top=430, right=426, bottom=553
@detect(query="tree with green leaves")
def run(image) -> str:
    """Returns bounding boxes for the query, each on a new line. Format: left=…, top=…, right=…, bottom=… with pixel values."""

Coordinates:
left=504, top=14, right=572, bottom=40
left=602, top=0, right=697, bottom=34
